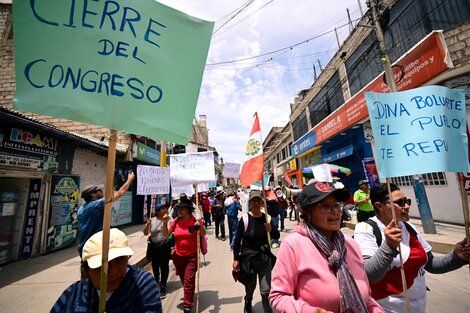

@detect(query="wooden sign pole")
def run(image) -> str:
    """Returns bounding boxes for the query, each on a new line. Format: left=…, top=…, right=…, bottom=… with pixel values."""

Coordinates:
left=386, top=178, right=411, bottom=313
left=98, top=129, right=118, bottom=313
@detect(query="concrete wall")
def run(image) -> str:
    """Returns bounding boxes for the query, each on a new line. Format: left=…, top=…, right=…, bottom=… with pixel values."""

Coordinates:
left=402, top=173, right=464, bottom=225
left=71, top=148, right=107, bottom=206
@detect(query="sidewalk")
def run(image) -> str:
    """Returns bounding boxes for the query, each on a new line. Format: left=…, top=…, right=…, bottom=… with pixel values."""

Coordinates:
left=344, top=217, right=467, bottom=253
left=0, top=224, right=149, bottom=313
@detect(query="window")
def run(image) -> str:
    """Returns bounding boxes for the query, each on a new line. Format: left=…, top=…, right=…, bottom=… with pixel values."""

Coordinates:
left=391, top=172, right=447, bottom=187
left=292, top=111, right=308, bottom=141
left=308, top=72, right=344, bottom=127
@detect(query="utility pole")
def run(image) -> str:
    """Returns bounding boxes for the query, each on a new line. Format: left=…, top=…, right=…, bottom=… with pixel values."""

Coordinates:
left=367, top=0, right=436, bottom=235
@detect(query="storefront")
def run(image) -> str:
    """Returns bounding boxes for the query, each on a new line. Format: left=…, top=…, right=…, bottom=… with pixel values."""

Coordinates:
left=0, top=120, right=68, bottom=263
left=128, top=141, right=164, bottom=224
left=0, top=108, right=111, bottom=263
left=291, top=31, right=453, bottom=192
left=287, top=131, right=321, bottom=189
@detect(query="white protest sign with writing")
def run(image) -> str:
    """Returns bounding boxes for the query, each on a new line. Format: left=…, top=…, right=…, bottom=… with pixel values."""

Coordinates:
left=223, top=162, right=241, bottom=178
left=172, top=184, right=195, bottom=197
left=136, top=165, right=170, bottom=195
left=170, top=152, right=216, bottom=187
left=365, top=85, right=469, bottom=178
left=197, top=182, right=211, bottom=192
left=310, top=164, right=333, bottom=182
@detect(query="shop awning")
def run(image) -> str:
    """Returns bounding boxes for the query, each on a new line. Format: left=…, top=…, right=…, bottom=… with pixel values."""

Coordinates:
left=318, top=145, right=353, bottom=163
left=303, top=163, right=352, bottom=178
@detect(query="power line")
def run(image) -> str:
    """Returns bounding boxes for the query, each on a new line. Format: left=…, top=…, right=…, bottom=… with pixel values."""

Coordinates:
left=207, top=17, right=361, bottom=66
left=213, top=0, right=256, bottom=35
left=213, top=0, right=275, bottom=38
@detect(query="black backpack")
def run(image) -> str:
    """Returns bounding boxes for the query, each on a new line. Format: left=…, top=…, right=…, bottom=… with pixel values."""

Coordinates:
left=364, top=219, right=418, bottom=247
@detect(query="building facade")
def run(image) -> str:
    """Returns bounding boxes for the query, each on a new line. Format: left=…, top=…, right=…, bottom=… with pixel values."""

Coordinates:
left=286, top=0, right=470, bottom=224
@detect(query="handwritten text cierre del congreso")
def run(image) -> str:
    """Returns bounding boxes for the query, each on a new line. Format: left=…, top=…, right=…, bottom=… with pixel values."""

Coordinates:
left=371, top=93, right=464, bottom=159
left=23, top=0, right=167, bottom=104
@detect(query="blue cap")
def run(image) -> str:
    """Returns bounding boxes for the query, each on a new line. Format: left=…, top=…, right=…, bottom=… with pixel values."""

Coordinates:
left=155, top=203, right=169, bottom=212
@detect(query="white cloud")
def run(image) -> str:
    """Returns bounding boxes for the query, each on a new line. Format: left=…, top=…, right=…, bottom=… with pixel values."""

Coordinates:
left=158, top=0, right=367, bottom=164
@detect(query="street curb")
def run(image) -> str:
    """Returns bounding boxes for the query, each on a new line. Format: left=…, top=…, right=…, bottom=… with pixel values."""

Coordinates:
left=344, top=221, right=454, bottom=254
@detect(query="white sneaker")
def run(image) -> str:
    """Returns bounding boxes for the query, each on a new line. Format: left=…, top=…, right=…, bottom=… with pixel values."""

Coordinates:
left=271, top=243, right=280, bottom=249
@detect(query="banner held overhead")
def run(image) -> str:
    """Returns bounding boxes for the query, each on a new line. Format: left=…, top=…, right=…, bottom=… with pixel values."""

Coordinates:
left=170, top=151, right=216, bottom=187
left=223, top=162, right=241, bottom=178
left=365, top=85, right=469, bottom=178
left=12, top=1, right=214, bottom=144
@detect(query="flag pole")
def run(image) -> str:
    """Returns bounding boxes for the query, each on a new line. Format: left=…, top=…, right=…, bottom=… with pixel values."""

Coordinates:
left=261, top=179, right=272, bottom=245
left=257, top=113, right=272, bottom=245
left=195, top=185, right=201, bottom=313
left=99, top=129, right=118, bottom=313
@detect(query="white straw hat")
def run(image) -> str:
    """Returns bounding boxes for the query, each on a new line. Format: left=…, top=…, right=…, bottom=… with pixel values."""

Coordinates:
left=82, top=228, right=134, bottom=269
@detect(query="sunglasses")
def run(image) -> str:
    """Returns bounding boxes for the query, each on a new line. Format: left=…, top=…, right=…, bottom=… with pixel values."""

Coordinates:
left=384, top=197, right=411, bottom=207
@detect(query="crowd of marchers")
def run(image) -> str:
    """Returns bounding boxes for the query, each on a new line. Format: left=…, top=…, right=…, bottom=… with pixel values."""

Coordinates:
left=49, top=174, right=469, bottom=313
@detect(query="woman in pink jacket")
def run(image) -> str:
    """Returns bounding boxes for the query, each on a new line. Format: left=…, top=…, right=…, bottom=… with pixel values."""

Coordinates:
left=269, top=182, right=383, bottom=313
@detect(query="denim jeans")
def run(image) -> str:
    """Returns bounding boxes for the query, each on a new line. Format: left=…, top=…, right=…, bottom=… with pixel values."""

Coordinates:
left=227, top=215, right=239, bottom=248
left=215, top=215, right=225, bottom=238
left=279, top=208, right=286, bottom=230
left=270, top=216, right=279, bottom=244
left=203, top=212, right=211, bottom=228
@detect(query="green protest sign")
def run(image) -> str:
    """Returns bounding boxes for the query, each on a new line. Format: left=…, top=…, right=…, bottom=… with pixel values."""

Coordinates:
left=12, top=0, right=214, bottom=144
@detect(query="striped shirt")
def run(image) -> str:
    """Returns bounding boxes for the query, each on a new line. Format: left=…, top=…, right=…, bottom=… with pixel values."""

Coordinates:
left=50, top=266, right=162, bottom=313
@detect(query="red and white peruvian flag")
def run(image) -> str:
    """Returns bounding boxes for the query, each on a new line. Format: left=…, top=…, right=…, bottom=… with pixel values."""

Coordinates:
left=240, top=113, right=264, bottom=188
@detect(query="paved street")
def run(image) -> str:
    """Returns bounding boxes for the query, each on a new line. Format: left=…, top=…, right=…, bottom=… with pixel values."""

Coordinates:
left=426, top=258, right=469, bottom=313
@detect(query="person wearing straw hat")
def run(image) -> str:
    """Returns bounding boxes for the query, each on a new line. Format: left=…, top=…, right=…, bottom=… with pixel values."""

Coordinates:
left=269, top=182, right=383, bottom=313
left=233, top=190, right=273, bottom=313
left=144, top=202, right=173, bottom=299
left=164, top=197, right=206, bottom=313
left=51, top=228, right=162, bottom=313
left=354, top=183, right=470, bottom=313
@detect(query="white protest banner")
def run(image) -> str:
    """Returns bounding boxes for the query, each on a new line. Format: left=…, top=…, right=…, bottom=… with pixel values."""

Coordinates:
left=365, top=85, right=469, bottom=178
left=136, top=165, right=170, bottom=195
left=172, top=184, right=195, bottom=197
left=170, top=151, right=216, bottom=187
left=223, top=162, right=241, bottom=178
left=310, top=164, right=333, bottom=182
left=197, top=182, right=210, bottom=192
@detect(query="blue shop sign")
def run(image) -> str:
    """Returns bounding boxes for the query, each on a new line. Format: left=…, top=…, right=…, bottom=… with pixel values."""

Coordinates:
left=291, top=131, right=316, bottom=157
left=319, top=145, right=354, bottom=163
left=136, top=142, right=160, bottom=165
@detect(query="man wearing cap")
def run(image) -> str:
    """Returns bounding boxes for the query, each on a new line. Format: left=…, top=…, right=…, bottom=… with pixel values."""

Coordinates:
left=354, top=179, right=375, bottom=222
left=77, top=172, right=135, bottom=256
left=51, top=228, right=162, bottom=313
